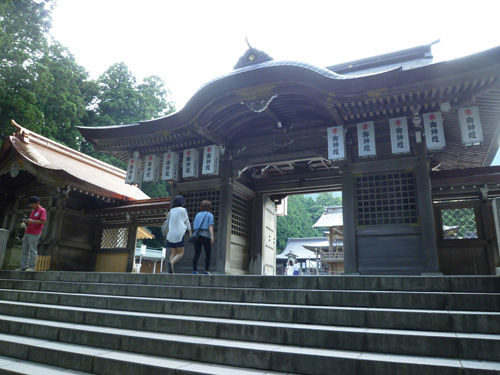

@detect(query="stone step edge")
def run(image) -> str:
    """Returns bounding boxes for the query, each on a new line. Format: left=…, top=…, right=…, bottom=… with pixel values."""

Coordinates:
left=1, top=272, right=499, bottom=292
left=1, top=332, right=499, bottom=375
left=2, top=288, right=499, bottom=316
left=3, top=294, right=500, bottom=335
left=3, top=279, right=499, bottom=312
left=3, top=278, right=499, bottom=296
left=1, top=313, right=499, bottom=362
left=0, top=335, right=293, bottom=375
left=0, top=354, right=93, bottom=375
left=1, top=300, right=499, bottom=343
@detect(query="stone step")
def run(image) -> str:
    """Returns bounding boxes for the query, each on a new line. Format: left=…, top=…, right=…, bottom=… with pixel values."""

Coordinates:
left=0, top=311, right=499, bottom=361
left=0, top=331, right=499, bottom=375
left=1, top=278, right=498, bottom=311
left=1, top=271, right=499, bottom=293
left=0, top=334, right=292, bottom=375
left=0, top=355, right=92, bottom=375
left=1, top=289, right=499, bottom=333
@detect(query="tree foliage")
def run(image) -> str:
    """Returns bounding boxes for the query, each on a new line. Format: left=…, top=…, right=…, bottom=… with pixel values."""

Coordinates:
left=92, top=62, right=174, bottom=126
left=276, top=193, right=342, bottom=252
left=0, top=0, right=54, bottom=138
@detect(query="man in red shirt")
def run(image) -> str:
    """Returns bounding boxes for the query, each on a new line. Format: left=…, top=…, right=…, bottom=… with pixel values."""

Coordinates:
left=16, top=196, right=46, bottom=271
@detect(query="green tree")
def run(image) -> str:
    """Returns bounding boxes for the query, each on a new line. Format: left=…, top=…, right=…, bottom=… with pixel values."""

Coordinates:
left=138, top=75, right=175, bottom=119
left=0, top=0, right=54, bottom=137
left=94, top=62, right=141, bottom=126
left=276, top=193, right=342, bottom=252
left=37, top=42, right=96, bottom=148
left=93, top=63, right=174, bottom=126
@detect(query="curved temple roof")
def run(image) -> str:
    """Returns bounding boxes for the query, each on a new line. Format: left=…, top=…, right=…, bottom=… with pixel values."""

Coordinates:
left=78, top=46, right=500, bottom=170
left=0, top=121, right=149, bottom=201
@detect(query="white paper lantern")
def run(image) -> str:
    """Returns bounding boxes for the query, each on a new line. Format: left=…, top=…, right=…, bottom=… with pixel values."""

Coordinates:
left=202, top=145, right=220, bottom=175
left=161, top=152, right=180, bottom=181
left=182, top=148, right=199, bottom=178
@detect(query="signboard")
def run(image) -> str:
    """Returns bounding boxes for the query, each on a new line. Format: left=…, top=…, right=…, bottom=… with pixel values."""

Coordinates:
left=125, top=157, right=143, bottom=184
left=161, top=152, right=179, bottom=181
left=142, top=154, right=160, bottom=182
left=357, top=121, right=376, bottom=157
left=389, top=117, right=410, bottom=154
left=327, top=126, right=345, bottom=161
left=202, top=145, right=220, bottom=175
left=423, top=112, right=446, bottom=150
left=182, top=148, right=199, bottom=178
left=458, top=106, right=483, bottom=145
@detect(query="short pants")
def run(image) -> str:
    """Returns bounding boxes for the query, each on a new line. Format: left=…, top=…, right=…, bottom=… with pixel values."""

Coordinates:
left=166, top=240, right=185, bottom=248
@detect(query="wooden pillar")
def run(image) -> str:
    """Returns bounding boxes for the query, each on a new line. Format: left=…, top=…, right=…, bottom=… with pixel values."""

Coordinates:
left=215, top=178, right=233, bottom=274
left=7, top=196, right=21, bottom=233
left=47, top=193, right=65, bottom=267
left=249, top=193, right=264, bottom=275
left=480, top=200, right=498, bottom=274
left=415, top=158, right=439, bottom=273
left=1, top=196, right=12, bottom=229
left=341, top=166, right=357, bottom=274
left=91, top=225, right=103, bottom=271
left=125, top=221, right=138, bottom=273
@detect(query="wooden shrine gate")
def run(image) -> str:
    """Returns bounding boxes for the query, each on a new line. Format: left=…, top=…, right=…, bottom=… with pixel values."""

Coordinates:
left=78, top=45, right=500, bottom=275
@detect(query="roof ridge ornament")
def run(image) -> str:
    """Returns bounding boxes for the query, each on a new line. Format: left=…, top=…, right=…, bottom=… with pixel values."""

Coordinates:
left=234, top=39, right=273, bottom=69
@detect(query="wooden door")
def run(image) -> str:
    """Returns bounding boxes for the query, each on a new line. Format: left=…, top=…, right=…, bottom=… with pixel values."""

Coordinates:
left=261, top=196, right=276, bottom=275
left=435, top=201, right=490, bottom=274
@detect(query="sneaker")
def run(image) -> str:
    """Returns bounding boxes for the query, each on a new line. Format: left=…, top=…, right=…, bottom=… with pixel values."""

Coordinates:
left=203, top=271, right=211, bottom=275
left=192, top=271, right=198, bottom=274
left=25, top=267, right=35, bottom=272
left=168, top=263, right=174, bottom=274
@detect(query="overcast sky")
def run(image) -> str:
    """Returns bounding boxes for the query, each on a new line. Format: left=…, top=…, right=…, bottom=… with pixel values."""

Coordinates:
left=50, top=0, right=500, bottom=164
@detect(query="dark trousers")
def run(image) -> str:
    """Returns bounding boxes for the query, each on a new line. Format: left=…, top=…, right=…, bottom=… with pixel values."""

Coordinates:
left=193, top=235, right=211, bottom=272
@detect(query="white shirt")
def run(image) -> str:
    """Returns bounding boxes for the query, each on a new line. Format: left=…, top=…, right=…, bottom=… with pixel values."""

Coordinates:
left=166, top=207, right=191, bottom=243
left=286, top=265, right=294, bottom=276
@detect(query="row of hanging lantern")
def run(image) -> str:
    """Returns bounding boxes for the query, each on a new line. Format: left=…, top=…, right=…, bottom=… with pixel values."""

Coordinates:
left=125, top=145, right=221, bottom=185
left=327, top=106, right=483, bottom=160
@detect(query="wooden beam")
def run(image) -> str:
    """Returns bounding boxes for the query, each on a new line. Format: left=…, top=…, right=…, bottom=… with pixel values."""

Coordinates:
left=233, top=148, right=328, bottom=167
left=191, top=125, right=227, bottom=146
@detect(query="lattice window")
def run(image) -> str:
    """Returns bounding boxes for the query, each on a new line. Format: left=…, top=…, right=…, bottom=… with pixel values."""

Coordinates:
left=100, top=227, right=128, bottom=249
left=183, top=191, right=220, bottom=231
left=231, top=193, right=251, bottom=238
left=440, top=208, right=478, bottom=239
left=356, top=171, right=418, bottom=226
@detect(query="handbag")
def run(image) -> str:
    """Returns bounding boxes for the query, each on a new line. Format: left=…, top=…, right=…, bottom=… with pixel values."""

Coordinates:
left=189, top=212, right=209, bottom=243
left=161, top=211, right=170, bottom=237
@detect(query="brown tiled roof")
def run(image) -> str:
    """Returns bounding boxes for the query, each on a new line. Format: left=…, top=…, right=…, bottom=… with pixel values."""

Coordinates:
left=4, top=121, right=149, bottom=201
left=78, top=46, right=500, bottom=170
left=87, top=198, right=171, bottom=217
left=137, top=226, right=155, bottom=240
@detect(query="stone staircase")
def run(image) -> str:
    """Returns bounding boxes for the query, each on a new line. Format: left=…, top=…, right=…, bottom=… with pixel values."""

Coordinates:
left=0, top=271, right=498, bottom=374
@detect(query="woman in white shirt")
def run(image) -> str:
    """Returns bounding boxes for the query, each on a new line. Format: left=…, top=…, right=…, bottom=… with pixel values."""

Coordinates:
left=166, top=195, right=191, bottom=273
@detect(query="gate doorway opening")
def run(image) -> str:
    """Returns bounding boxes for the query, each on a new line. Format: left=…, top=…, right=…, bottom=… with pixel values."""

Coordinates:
left=276, top=192, right=343, bottom=276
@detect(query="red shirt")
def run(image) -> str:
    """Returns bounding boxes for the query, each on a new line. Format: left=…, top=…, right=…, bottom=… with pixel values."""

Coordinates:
left=26, top=206, right=46, bottom=235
